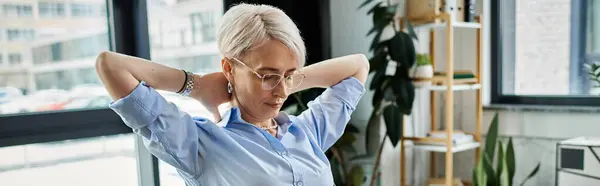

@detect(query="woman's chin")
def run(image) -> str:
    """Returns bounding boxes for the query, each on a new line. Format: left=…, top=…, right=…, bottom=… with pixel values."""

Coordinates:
left=263, top=103, right=282, bottom=115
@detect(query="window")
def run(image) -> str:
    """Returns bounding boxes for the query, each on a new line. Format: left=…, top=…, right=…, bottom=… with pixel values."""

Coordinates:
left=8, top=53, right=21, bottom=66
left=71, top=3, right=104, bottom=17
left=0, top=54, right=3, bottom=65
left=146, top=0, right=223, bottom=185
left=39, top=2, right=66, bottom=18
left=7, top=29, right=35, bottom=41
left=492, top=0, right=600, bottom=105
left=190, top=11, right=216, bottom=44
left=0, top=1, right=108, bottom=115
left=0, top=134, right=138, bottom=186
left=2, top=4, right=33, bottom=18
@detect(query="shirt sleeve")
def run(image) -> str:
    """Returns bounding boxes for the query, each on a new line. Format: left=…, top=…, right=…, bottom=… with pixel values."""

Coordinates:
left=109, top=81, right=214, bottom=178
left=294, top=77, right=365, bottom=151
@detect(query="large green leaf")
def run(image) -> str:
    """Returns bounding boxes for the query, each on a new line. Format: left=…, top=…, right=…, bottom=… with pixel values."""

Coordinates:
left=474, top=158, right=487, bottom=186
left=388, top=32, right=416, bottom=68
left=383, top=104, right=403, bottom=147
left=483, top=153, right=497, bottom=186
left=387, top=32, right=406, bottom=65
left=402, top=32, right=416, bottom=68
left=404, top=17, right=419, bottom=41
left=485, top=113, right=499, bottom=162
left=506, top=137, right=516, bottom=186
left=370, top=70, right=385, bottom=91
left=365, top=111, right=382, bottom=155
left=368, top=48, right=387, bottom=73
left=330, top=156, right=344, bottom=186
left=372, top=89, right=384, bottom=107
left=519, top=163, right=540, bottom=186
left=472, top=166, right=479, bottom=186
left=369, top=27, right=384, bottom=51
left=390, top=78, right=415, bottom=115
left=349, top=165, right=366, bottom=186
left=496, top=142, right=504, bottom=183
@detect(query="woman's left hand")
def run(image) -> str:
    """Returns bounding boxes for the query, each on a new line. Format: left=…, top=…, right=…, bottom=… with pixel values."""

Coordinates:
left=189, top=72, right=231, bottom=122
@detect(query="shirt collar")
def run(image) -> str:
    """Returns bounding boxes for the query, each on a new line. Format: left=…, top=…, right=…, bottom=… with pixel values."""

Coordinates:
left=219, top=106, right=293, bottom=134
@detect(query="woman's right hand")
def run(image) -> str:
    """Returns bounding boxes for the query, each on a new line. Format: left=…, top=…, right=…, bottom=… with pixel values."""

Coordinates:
left=189, top=72, right=231, bottom=122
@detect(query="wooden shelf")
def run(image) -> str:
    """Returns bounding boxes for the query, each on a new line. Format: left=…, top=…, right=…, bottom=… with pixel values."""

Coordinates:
left=411, top=22, right=481, bottom=30
left=406, top=141, right=480, bottom=153
left=426, top=84, right=481, bottom=91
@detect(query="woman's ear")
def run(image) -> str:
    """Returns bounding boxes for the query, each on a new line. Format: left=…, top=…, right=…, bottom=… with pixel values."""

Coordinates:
left=221, top=58, right=234, bottom=81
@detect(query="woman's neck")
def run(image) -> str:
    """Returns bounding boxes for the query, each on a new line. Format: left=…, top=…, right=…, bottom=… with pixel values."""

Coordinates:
left=231, top=99, right=273, bottom=128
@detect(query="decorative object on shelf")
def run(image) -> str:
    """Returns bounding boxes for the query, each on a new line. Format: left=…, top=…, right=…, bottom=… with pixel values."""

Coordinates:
left=431, top=70, right=477, bottom=85
left=584, top=61, right=600, bottom=95
left=471, top=113, right=541, bottom=186
left=412, top=54, right=434, bottom=87
left=406, top=0, right=475, bottom=23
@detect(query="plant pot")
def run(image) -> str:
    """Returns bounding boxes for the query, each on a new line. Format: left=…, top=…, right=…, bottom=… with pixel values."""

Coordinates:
left=411, top=65, right=434, bottom=87
left=346, top=157, right=381, bottom=186
left=590, top=87, right=600, bottom=95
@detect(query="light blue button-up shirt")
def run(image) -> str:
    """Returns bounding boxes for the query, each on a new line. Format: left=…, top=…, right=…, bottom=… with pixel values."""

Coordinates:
left=109, top=77, right=365, bottom=186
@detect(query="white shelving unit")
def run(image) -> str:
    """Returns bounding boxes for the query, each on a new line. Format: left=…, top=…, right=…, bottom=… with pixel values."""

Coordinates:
left=421, top=84, right=482, bottom=91
left=408, top=142, right=481, bottom=153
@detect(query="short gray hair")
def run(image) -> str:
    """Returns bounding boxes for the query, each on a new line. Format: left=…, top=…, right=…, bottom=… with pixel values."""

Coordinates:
left=217, top=3, right=306, bottom=67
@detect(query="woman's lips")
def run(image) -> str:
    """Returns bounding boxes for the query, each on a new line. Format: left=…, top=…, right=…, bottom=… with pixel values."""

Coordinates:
left=265, top=102, right=283, bottom=108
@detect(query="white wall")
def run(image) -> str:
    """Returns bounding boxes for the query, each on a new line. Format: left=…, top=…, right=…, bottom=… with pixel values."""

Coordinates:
left=330, top=0, right=600, bottom=185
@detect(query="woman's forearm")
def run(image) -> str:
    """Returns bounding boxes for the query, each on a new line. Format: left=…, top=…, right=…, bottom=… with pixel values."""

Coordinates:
left=95, top=51, right=229, bottom=109
left=95, top=51, right=188, bottom=100
left=294, top=54, right=369, bottom=92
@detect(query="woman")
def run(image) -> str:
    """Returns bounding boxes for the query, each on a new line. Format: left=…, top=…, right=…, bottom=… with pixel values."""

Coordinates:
left=96, top=3, right=368, bottom=186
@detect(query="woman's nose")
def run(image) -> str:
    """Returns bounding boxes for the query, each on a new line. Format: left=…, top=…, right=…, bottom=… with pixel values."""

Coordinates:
left=273, top=80, right=288, bottom=97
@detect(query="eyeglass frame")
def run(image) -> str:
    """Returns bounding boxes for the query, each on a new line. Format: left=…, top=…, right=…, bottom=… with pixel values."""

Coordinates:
left=227, top=57, right=306, bottom=90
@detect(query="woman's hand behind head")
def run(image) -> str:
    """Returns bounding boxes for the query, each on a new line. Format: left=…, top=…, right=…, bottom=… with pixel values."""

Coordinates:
left=189, top=72, right=231, bottom=122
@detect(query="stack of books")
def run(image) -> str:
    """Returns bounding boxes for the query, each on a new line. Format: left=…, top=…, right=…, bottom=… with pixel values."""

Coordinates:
left=414, top=130, right=475, bottom=146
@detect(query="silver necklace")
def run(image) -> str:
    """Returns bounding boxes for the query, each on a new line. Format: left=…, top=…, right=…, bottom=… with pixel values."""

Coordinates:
left=260, top=119, right=278, bottom=130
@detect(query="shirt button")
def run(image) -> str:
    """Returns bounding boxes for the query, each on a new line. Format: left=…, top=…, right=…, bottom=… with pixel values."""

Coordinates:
left=296, top=181, right=303, bottom=186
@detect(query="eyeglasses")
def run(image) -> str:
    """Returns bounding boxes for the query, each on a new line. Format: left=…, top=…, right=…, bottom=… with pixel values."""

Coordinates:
left=229, top=57, right=306, bottom=90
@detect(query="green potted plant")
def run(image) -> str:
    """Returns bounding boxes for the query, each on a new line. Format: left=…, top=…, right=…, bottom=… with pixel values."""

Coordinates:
left=411, top=54, right=433, bottom=87
left=283, top=0, right=420, bottom=185
left=584, top=61, right=600, bottom=95
left=471, top=113, right=541, bottom=186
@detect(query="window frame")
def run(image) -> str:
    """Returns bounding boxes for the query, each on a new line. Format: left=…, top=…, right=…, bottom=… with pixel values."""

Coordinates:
left=0, top=0, right=159, bottom=186
left=491, top=0, right=600, bottom=106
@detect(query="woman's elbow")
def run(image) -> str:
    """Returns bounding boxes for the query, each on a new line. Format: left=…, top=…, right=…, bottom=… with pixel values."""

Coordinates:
left=353, top=53, right=370, bottom=85
left=95, top=51, right=115, bottom=77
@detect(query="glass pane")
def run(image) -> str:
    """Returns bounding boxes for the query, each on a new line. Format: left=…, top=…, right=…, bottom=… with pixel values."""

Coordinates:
left=0, top=134, right=137, bottom=186
left=0, top=0, right=110, bottom=115
left=146, top=0, right=223, bottom=185
left=499, top=0, right=600, bottom=96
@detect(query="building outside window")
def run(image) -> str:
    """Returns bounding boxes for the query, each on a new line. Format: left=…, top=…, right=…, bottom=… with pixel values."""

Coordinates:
left=6, top=29, right=35, bottom=41
left=71, top=3, right=103, bottom=17
left=32, top=33, right=109, bottom=64
left=8, top=53, right=21, bottom=66
left=39, top=2, right=66, bottom=18
left=190, top=11, right=216, bottom=44
left=2, top=4, right=33, bottom=18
